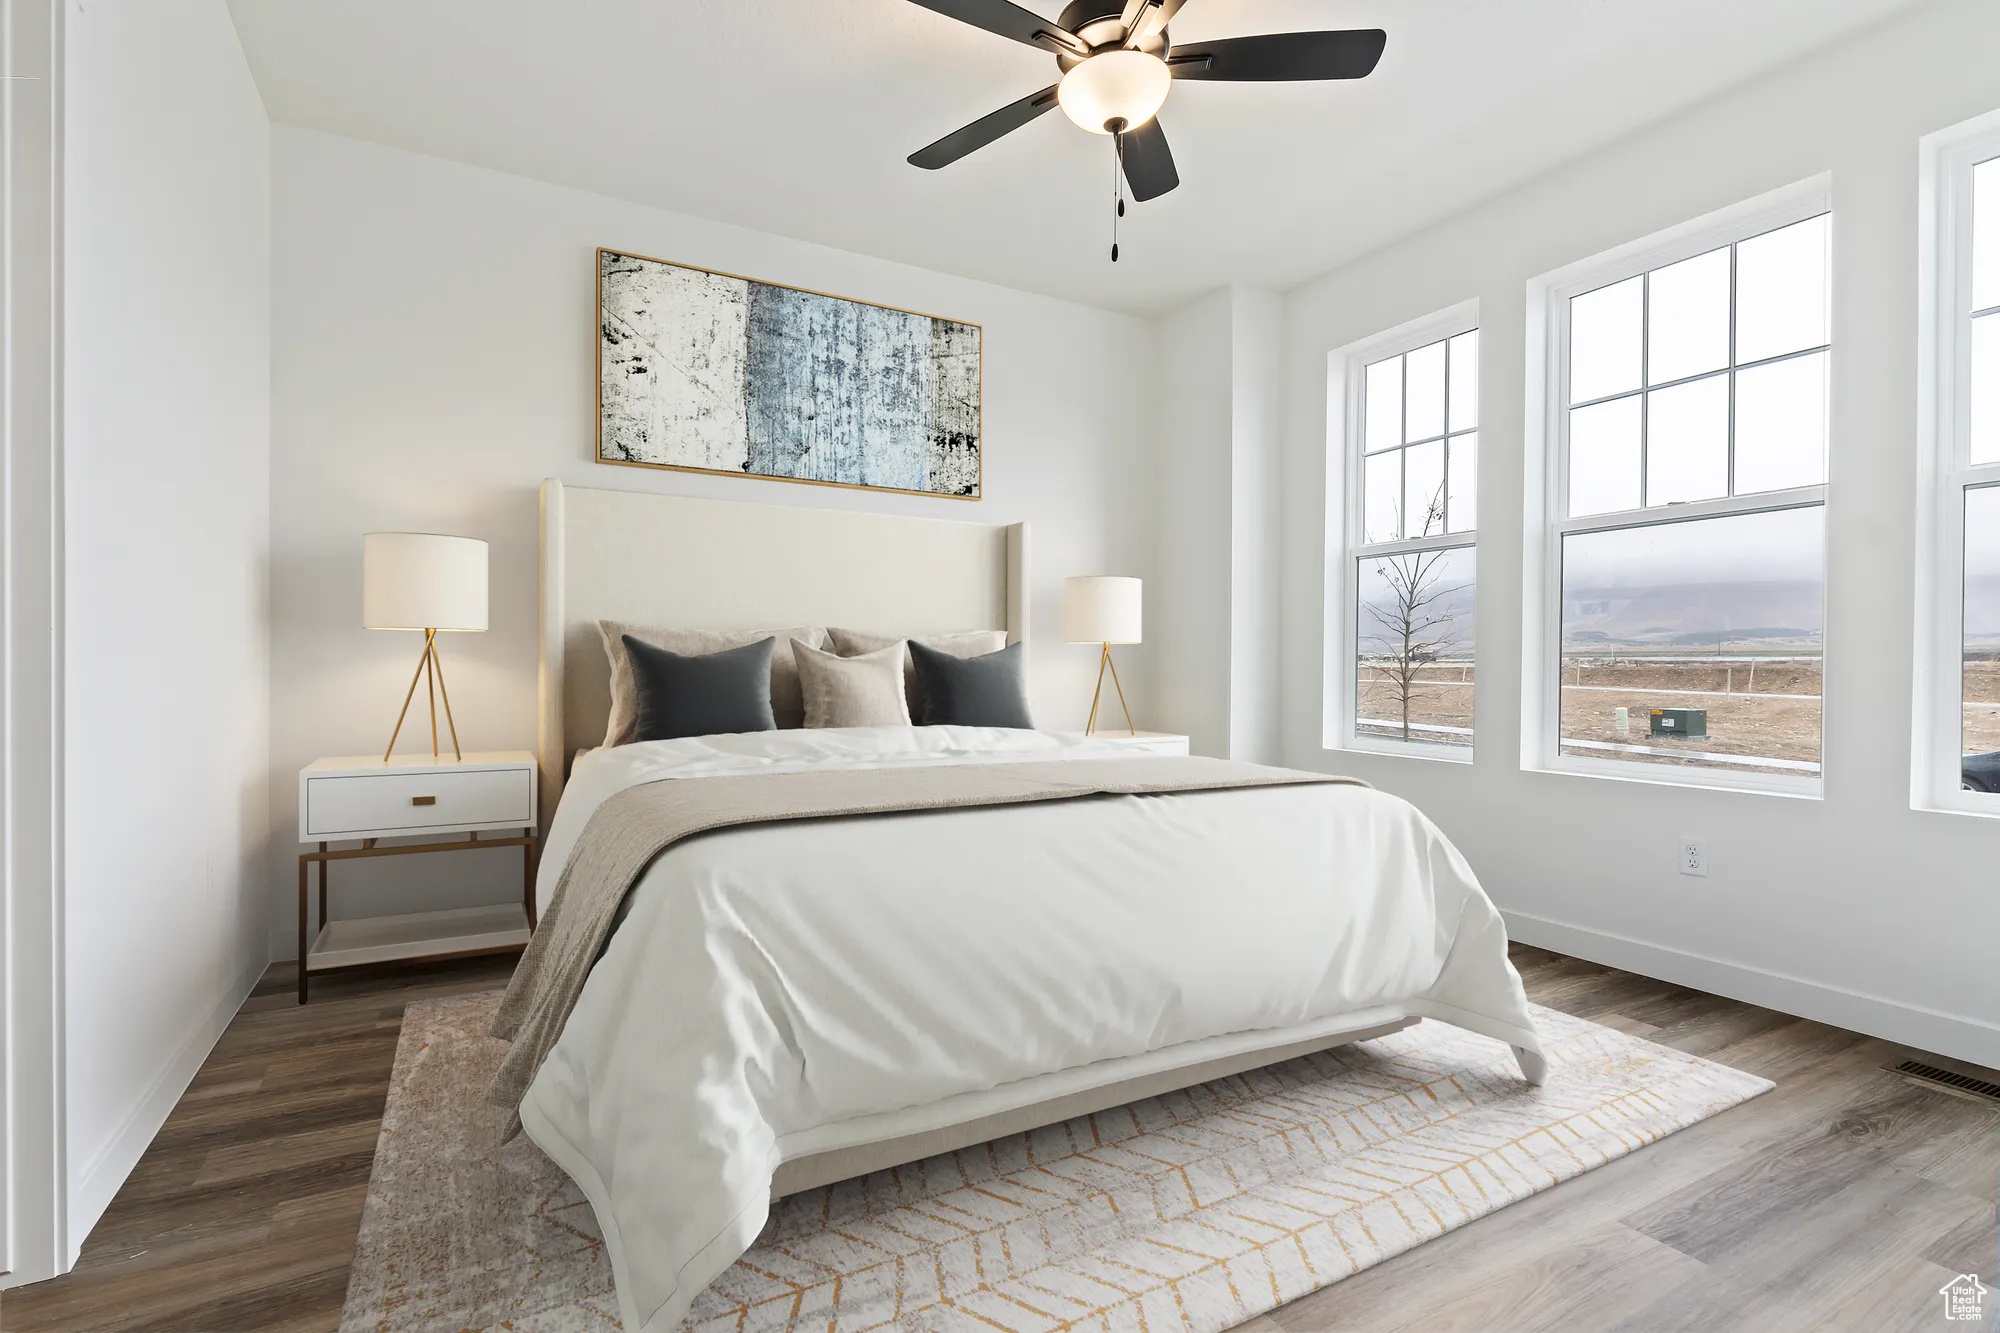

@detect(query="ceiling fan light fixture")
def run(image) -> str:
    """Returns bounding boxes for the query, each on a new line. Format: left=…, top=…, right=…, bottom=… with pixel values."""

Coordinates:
left=1057, top=49, right=1170, bottom=134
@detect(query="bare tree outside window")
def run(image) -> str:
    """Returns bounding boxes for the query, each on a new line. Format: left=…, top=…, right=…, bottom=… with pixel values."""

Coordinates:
left=1363, top=490, right=1469, bottom=742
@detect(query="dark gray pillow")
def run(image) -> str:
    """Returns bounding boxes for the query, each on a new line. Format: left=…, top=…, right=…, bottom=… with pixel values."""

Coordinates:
left=622, top=634, right=777, bottom=742
left=908, top=640, right=1034, bottom=728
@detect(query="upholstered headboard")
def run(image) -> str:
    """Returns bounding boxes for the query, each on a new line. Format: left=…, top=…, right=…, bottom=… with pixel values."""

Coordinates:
left=537, top=479, right=1029, bottom=821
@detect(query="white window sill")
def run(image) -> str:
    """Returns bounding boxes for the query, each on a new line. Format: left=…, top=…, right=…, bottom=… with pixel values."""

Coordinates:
left=1527, top=753, right=1822, bottom=799
left=1911, top=793, right=2000, bottom=820
left=1326, top=736, right=1476, bottom=765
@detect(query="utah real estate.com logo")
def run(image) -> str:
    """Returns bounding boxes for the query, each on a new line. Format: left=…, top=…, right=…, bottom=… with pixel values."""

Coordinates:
left=1940, top=1273, right=1989, bottom=1322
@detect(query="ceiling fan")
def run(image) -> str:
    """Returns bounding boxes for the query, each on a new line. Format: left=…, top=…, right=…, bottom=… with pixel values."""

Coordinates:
left=904, top=0, right=1386, bottom=257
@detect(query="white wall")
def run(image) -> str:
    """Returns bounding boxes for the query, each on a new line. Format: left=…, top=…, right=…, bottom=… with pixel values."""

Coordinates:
left=1155, top=286, right=1283, bottom=761
left=267, top=127, right=1161, bottom=944
left=2, top=0, right=67, bottom=1287
left=1277, top=0, right=2000, bottom=1064
left=1228, top=289, right=1284, bottom=766
left=1156, top=291, right=1235, bottom=756
left=62, top=0, right=271, bottom=1255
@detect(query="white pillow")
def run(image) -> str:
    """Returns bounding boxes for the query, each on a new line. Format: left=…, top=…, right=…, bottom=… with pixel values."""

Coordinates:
left=791, top=640, right=912, bottom=729
left=599, top=623, right=827, bottom=747
left=826, top=627, right=1008, bottom=722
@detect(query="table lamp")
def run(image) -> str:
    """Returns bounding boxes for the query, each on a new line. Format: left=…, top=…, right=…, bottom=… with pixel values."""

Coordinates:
left=1064, top=575, right=1141, bottom=735
left=363, top=532, right=488, bottom=762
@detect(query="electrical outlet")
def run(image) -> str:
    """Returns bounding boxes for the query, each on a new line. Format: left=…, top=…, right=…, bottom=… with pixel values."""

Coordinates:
left=1679, top=836, right=1708, bottom=878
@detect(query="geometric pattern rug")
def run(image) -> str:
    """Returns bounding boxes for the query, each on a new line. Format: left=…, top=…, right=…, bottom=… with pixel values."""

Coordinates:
left=338, top=990, right=1769, bottom=1333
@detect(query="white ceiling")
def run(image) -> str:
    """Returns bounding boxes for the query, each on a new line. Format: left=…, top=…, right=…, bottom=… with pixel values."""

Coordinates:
left=225, top=0, right=1918, bottom=315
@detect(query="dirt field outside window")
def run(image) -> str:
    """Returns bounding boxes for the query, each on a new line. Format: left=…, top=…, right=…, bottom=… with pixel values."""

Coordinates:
left=1964, top=659, right=2000, bottom=754
left=1355, top=657, right=1999, bottom=768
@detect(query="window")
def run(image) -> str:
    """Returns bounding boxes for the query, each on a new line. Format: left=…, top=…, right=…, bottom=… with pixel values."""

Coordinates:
left=1967, top=485, right=1999, bottom=771
left=1534, top=185, right=1830, bottom=791
left=1920, top=115, right=2000, bottom=813
left=1332, top=308, right=1478, bottom=757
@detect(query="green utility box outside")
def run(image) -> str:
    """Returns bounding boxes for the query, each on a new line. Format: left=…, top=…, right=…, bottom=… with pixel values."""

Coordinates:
left=1650, top=707, right=1708, bottom=739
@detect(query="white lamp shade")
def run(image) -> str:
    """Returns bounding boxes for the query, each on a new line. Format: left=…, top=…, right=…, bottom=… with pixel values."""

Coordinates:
left=363, top=532, right=488, bottom=631
left=1064, top=576, right=1142, bottom=645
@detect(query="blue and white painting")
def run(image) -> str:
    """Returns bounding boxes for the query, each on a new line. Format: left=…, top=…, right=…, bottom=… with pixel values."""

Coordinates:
left=597, top=250, right=982, bottom=498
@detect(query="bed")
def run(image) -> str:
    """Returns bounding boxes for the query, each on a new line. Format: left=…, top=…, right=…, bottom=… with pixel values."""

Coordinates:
left=512, top=480, right=1546, bottom=1333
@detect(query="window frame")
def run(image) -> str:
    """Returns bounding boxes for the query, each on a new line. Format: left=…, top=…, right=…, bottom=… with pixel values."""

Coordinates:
left=1916, top=112, right=2000, bottom=817
left=1524, top=178, right=1832, bottom=797
left=1325, top=300, right=1480, bottom=762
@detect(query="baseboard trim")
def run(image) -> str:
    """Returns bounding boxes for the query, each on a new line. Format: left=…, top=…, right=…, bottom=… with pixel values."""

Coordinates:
left=1504, top=909, right=1998, bottom=1069
left=67, top=955, right=264, bottom=1262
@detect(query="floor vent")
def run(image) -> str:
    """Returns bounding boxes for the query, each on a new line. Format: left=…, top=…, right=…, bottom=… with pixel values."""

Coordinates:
left=1887, top=1059, right=2000, bottom=1105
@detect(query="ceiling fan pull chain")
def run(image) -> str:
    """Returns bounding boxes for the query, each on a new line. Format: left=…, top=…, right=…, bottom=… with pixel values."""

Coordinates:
left=1111, top=129, right=1124, bottom=262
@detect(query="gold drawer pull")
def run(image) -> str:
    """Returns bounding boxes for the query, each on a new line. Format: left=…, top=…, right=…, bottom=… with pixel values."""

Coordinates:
left=411, top=795, right=437, bottom=807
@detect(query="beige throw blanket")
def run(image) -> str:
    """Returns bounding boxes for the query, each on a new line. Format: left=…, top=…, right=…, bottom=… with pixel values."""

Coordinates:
left=489, top=755, right=1357, bottom=1109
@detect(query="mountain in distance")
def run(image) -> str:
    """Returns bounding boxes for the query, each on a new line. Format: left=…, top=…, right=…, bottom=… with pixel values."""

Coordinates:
left=1362, top=569, right=1998, bottom=654
left=1562, top=578, right=1822, bottom=651
left=1967, top=573, right=2000, bottom=645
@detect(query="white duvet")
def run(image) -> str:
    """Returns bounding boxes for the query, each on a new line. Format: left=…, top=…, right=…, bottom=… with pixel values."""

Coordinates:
left=519, top=728, right=1544, bottom=1333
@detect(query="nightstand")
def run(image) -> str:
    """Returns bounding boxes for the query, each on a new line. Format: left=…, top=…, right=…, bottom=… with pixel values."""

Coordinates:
left=1089, top=730, right=1191, bottom=755
left=296, top=750, right=538, bottom=1003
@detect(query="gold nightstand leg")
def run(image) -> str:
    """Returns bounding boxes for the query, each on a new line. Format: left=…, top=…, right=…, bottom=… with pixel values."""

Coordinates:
left=297, top=855, right=309, bottom=1004
left=523, top=830, right=539, bottom=932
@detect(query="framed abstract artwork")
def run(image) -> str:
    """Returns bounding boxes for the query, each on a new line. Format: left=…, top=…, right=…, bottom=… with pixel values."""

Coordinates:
left=596, top=248, right=983, bottom=499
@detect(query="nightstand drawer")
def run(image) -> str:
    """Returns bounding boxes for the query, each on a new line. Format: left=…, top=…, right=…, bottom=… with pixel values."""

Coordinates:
left=304, top=767, right=533, bottom=837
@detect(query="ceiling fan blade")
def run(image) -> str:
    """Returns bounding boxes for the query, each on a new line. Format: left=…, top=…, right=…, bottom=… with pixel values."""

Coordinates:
left=1168, top=29, right=1387, bottom=81
left=1120, top=118, right=1179, bottom=202
left=908, top=84, right=1060, bottom=170
left=1124, top=0, right=1190, bottom=49
left=904, top=0, right=1089, bottom=57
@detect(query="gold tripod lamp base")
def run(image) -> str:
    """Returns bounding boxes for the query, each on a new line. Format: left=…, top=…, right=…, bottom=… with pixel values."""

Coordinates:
left=1084, top=642, right=1135, bottom=736
left=383, top=628, right=462, bottom=762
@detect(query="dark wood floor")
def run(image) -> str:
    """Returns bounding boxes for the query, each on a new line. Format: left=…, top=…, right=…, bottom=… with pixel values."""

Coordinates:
left=4, top=945, right=1995, bottom=1332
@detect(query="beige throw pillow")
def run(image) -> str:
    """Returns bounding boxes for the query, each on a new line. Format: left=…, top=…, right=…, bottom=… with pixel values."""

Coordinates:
left=792, top=640, right=912, bottom=729
left=826, top=628, right=1009, bottom=722
left=600, top=623, right=827, bottom=746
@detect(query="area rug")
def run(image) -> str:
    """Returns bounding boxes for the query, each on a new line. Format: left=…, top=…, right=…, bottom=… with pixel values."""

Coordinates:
left=338, top=991, right=1769, bottom=1333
